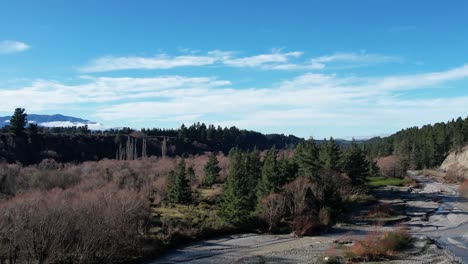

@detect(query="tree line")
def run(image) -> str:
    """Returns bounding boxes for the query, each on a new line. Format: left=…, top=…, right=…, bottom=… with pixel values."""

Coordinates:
left=363, top=116, right=468, bottom=170
left=0, top=109, right=304, bottom=164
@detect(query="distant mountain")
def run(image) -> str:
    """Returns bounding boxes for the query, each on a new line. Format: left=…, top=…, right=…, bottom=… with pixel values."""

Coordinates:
left=0, top=114, right=105, bottom=130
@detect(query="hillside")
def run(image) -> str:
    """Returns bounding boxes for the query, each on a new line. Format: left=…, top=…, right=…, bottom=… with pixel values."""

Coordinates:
left=0, top=114, right=105, bottom=130
left=440, top=145, right=468, bottom=173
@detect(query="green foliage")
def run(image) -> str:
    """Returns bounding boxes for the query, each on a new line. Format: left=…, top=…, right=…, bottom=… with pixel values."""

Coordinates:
left=168, top=160, right=192, bottom=204
left=277, top=152, right=298, bottom=185
left=367, top=176, right=411, bottom=187
left=256, top=146, right=280, bottom=201
left=244, top=149, right=262, bottom=206
left=342, top=141, right=370, bottom=186
left=10, top=108, right=28, bottom=136
left=218, top=148, right=252, bottom=225
left=295, top=139, right=321, bottom=179
left=364, top=116, right=468, bottom=169
left=187, top=166, right=196, bottom=185
left=319, top=137, right=342, bottom=172
left=203, top=152, right=221, bottom=187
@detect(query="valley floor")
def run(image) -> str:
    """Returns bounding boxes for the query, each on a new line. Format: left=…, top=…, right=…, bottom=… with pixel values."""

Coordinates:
left=150, top=171, right=467, bottom=264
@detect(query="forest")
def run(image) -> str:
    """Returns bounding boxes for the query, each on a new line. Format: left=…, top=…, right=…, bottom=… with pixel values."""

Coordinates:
left=364, top=116, right=468, bottom=170
left=1, top=108, right=468, bottom=264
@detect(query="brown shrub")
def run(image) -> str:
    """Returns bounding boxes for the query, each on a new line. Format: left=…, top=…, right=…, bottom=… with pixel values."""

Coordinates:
left=376, top=155, right=406, bottom=178
left=459, top=179, right=468, bottom=198
left=291, top=215, right=322, bottom=236
left=319, top=207, right=333, bottom=227
left=347, top=227, right=411, bottom=261
left=283, top=176, right=315, bottom=217
left=0, top=184, right=150, bottom=264
left=259, top=193, right=286, bottom=232
left=366, top=204, right=397, bottom=219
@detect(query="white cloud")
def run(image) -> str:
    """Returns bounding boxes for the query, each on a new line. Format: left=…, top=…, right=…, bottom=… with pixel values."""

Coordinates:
left=2, top=64, right=468, bottom=138
left=81, top=50, right=306, bottom=72
left=81, top=50, right=398, bottom=72
left=80, top=55, right=220, bottom=72
left=223, top=51, right=303, bottom=68
left=0, top=75, right=230, bottom=111
left=310, top=51, right=400, bottom=68
left=0, top=40, right=30, bottom=54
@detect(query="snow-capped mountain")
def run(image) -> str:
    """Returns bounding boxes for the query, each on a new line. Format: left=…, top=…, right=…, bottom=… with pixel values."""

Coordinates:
left=0, top=114, right=106, bottom=130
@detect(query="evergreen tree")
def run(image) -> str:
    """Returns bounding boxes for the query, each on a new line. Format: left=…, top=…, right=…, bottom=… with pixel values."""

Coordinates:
left=168, top=159, right=192, bottom=204
left=277, top=152, right=297, bottom=185
left=342, top=141, right=370, bottom=186
left=27, top=123, right=39, bottom=135
left=256, top=146, right=279, bottom=201
left=10, top=108, right=27, bottom=136
left=219, top=148, right=251, bottom=224
left=203, top=152, right=221, bottom=187
left=319, top=137, right=342, bottom=171
left=244, top=149, right=262, bottom=207
left=296, top=139, right=321, bottom=179
left=187, top=166, right=196, bottom=185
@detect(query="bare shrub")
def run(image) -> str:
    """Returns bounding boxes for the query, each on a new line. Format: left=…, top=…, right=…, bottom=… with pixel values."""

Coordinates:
left=347, top=227, right=411, bottom=261
left=376, top=156, right=400, bottom=178
left=312, top=170, right=349, bottom=210
left=459, top=179, right=468, bottom=198
left=283, top=176, right=314, bottom=217
left=366, top=204, right=396, bottom=219
left=0, top=185, right=150, bottom=264
left=259, top=193, right=286, bottom=232
left=291, top=215, right=322, bottom=236
left=0, top=163, right=20, bottom=196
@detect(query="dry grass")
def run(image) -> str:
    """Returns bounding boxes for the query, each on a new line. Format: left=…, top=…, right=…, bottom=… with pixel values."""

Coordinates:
left=345, top=227, right=411, bottom=261
left=366, top=204, right=397, bottom=219
left=459, top=179, right=468, bottom=198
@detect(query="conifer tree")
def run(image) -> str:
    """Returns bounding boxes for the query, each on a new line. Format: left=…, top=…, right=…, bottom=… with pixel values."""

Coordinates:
left=219, top=148, right=251, bottom=224
left=296, top=139, right=321, bottom=179
left=244, top=149, right=262, bottom=206
left=277, top=152, right=297, bottom=185
left=342, top=141, right=369, bottom=186
left=203, top=152, right=221, bottom=187
left=168, top=159, right=192, bottom=204
left=319, top=137, right=342, bottom=172
left=256, top=146, right=279, bottom=201
left=10, top=108, right=27, bottom=136
left=187, top=166, right=196, bottom=185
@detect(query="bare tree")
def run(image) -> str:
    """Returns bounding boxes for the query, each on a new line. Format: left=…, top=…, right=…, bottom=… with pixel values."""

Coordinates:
left=259, top=193, right=286, bottom=232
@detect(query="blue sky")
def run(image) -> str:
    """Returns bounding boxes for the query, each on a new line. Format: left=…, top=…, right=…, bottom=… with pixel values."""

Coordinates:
left=1, top=0, right=468, bottom=138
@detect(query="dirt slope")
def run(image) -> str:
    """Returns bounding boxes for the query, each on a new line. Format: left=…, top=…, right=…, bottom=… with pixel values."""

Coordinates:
left=440, top=146, right=468, bottom=174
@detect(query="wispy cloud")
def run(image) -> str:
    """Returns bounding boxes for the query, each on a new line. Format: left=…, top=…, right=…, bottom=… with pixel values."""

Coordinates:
left=223, top=51, right=302, bottom=68
left=0, top=40, right=30, bottom=54
left=81, top=49, right=399, bottom=73
left=2, top=63, right=468, bottom=137
left=310, top=51, right=401, bottom=68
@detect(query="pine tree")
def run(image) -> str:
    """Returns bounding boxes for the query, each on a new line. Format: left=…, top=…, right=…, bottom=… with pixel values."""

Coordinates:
left=203, top=152, right=221, bottom=187
left=319, top=137, right=342, bottom=171
left=244, top=149, right=262, bottom=207
left=296, top=139, right=321, bottom=179
left=10, top=108, right=28, bottom=136
left=342, top=141, right=370, bottom=186
left=168, top=159, right=192, bottom=204
left=187, top=166, right=196, bottom=185
left=277, top=152, right=297, bottom=185
left=219, top=148, right=251, bottom=224
left=256, top=146, right=279, bottom=201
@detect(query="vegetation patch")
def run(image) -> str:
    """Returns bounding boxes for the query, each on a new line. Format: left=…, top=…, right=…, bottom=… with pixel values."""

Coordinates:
left=324, top=227, right=412, bottom=262
left=367, top=176, right=411, bottom=187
